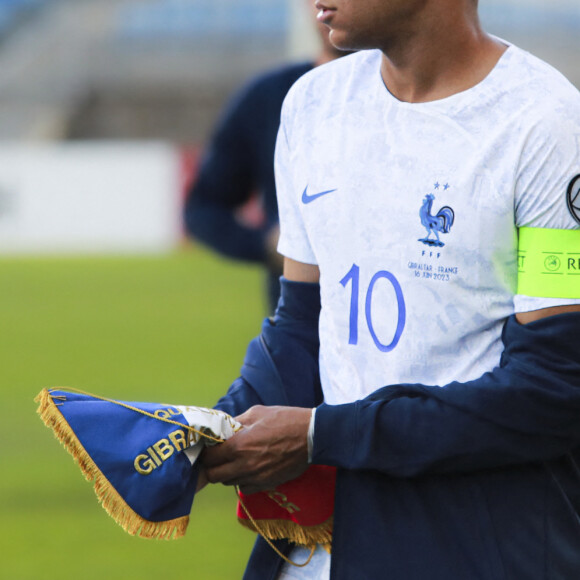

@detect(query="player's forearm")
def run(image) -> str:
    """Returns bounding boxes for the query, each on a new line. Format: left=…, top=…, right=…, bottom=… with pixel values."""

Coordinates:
left=312, top=312, right=580, bottom=477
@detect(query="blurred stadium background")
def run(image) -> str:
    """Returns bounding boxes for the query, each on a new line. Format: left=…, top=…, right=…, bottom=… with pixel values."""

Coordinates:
left=0, top=1, right=578, bottom=579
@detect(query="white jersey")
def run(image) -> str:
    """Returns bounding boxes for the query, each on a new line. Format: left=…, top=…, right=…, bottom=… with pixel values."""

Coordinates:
left=276, top=45, right=580, bottom=407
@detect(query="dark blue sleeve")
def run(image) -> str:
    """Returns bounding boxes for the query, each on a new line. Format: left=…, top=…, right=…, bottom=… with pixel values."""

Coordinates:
left=183, top=64, right=312, bottom=264
left=183, top=79, right=268, bottom=263
left=313, top=312, right=580, bottom=476
left=214, top=277, right=322, bottom=416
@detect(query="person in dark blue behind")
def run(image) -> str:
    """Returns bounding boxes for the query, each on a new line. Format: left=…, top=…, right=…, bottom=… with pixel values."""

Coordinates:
left=184, top=5, right=344, bottom=312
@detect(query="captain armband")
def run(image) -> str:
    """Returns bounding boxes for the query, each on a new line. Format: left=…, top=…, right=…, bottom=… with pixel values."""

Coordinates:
left=517, top=227, right=580, bottom=299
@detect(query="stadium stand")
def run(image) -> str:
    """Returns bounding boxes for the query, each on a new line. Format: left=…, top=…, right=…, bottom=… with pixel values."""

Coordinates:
left=481, top=0, right=580, bottom=34
left=0, top=0, right=575, bottom=142
left=0, top=0, right=47, bottom=39
left=117, top=0, right=287, bottom=41
left=0, top=0, right=289, bottom=141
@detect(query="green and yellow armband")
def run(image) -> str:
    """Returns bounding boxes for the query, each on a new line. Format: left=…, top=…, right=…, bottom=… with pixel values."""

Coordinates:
left=517, top=227, right=580, bottom=299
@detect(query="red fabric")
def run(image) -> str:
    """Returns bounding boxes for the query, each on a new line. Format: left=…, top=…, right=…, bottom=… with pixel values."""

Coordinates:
left=237, top=465, right=336, bottom=527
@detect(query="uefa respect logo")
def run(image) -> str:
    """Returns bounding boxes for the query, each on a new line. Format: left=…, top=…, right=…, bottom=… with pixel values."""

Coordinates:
left=543, top=255, right=561, bottom=272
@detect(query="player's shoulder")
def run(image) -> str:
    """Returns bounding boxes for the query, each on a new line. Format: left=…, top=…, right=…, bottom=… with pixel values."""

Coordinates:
left=284, top=50, right=381, bottom=109
left=501, top=43, right=580, bottom=113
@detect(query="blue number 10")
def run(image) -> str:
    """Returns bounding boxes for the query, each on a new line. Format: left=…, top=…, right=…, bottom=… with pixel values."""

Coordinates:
left=340, top=264, right=406, bottom=352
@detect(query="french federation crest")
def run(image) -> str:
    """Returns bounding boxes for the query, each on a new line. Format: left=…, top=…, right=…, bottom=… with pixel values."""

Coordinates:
left=418, top=188, right=455, bottom=247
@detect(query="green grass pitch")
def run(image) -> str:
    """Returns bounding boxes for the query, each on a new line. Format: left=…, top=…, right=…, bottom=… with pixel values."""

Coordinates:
left=0, top=246, right=266, bottom=580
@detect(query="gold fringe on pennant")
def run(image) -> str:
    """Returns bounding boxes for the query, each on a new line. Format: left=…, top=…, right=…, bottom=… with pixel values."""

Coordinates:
left=34, top=388, right=189, bottom=540
left=237, top=516, right=333, bottom=553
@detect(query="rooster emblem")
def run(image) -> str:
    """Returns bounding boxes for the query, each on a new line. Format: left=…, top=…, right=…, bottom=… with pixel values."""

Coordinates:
left=418, top=193, right=455, bottom=247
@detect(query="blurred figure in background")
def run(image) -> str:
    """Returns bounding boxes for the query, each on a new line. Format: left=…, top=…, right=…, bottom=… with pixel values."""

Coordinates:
left=183, top=3, right=345, bottom=313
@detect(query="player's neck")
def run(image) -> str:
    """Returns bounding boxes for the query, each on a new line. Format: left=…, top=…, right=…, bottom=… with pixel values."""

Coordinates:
left=316, top=49, right=340, bottom=66
left=379, top=24, right=506, bottom=104
left=316, top=42, right=349, bottom=67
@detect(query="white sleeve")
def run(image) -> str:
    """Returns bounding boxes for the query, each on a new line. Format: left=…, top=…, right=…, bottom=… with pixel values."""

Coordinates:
left=275, top=97, right=318, bottom=266
left=513, top=98, right=580, bottom=312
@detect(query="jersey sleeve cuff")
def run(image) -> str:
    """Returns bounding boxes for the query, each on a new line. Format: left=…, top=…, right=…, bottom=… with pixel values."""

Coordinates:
left=514, top=295, right=580, bottom=313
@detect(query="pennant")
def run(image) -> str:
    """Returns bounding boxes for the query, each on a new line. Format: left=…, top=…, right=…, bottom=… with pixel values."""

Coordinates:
left=35, top=388, right=240, bottom=539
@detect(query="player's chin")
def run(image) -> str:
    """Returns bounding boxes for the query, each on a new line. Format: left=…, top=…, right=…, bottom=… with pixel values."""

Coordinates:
left=328, top=29, right=365, bottom=52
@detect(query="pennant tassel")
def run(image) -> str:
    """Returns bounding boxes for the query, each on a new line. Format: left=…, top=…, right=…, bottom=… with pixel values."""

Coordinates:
left=237, top=516, right=333, bottom=553
left=35, top=389, right=189, bottom=540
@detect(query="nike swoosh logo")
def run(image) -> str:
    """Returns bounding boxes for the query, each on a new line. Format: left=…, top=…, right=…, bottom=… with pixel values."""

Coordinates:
left=301, top=186, right=337, bottom=204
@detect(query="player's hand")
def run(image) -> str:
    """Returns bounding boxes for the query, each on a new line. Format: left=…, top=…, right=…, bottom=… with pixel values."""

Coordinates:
left=201, top=405, right=311, bottom=495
